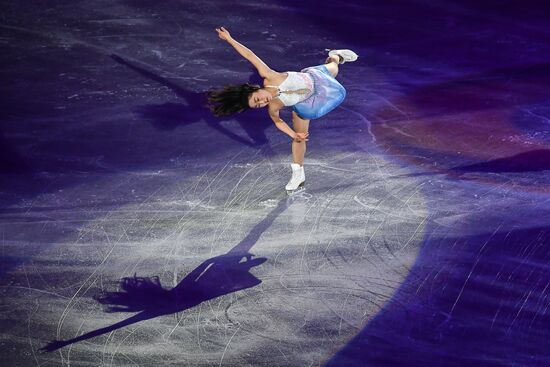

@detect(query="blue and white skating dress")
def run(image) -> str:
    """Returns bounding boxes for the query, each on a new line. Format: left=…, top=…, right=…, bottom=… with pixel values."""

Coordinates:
left=266, top=64, right=346, bottom=120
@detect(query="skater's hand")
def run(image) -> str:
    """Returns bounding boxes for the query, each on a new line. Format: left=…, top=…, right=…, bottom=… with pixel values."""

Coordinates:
left=294, top=132, right=309, bottom=142
left=215, top=27, right=232, bottom=41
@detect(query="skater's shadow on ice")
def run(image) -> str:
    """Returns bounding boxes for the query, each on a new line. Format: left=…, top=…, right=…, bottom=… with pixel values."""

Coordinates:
left=41, top=198, right=288, bottom=352
left=40, top=254, right=266, bottom=353
left=111, top=54, right=273, bottom=150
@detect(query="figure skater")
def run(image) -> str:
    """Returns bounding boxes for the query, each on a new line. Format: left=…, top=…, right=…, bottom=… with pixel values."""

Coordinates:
left=207, top=27, right=357, bottom=193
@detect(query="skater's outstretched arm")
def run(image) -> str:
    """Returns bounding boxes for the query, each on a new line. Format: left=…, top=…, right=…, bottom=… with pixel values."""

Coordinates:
left=216, top=27, right=275, bottom=79
left=268, top=105, right=309, bottom=142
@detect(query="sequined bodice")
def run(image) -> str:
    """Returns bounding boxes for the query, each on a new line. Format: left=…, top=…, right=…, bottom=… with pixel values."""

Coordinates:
left=265, top=72, right=314, bottom=106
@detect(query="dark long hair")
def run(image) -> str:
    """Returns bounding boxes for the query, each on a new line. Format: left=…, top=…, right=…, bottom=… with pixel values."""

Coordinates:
left=94, top=275, right=172, bottom=312
left=206, top=83, right=261, bottom=117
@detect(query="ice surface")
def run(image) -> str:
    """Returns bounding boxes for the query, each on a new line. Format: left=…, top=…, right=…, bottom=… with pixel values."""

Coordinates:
left=1, top=1, right=549, bottom=366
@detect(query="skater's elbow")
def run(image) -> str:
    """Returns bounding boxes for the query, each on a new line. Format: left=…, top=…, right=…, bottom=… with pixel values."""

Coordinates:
left=270, top=115, right=284, bottom=126
left=268, top=107, right=282, bottom=123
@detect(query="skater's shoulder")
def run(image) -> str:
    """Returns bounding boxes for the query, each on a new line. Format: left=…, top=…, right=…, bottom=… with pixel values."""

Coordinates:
left=263, top=71, right=288, bottom=87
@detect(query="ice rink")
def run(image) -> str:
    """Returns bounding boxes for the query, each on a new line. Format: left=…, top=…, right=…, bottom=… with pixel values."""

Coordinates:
left=1, top=1, right=549, bottom=366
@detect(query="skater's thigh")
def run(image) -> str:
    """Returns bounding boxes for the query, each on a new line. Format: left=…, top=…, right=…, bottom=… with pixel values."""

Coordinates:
left=292, top=112, right=310, bottom=133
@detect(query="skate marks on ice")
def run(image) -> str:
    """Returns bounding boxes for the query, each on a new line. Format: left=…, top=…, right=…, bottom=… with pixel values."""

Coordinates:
left=2, top=152, right=428, bottom=366
left=40, top=199, right=289, bottom=353
left=222, top=155, right=428, bottom=365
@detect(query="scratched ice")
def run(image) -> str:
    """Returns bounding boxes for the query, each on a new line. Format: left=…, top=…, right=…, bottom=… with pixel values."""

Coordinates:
left=1, top=1, right=549, bottom=366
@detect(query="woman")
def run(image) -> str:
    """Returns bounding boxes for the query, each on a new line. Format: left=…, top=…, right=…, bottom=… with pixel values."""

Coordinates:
left=208, top=27, right=357, bottom=193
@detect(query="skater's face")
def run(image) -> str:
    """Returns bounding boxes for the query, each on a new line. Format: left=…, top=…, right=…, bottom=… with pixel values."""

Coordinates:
left=248, top=89, right=272, bottom=109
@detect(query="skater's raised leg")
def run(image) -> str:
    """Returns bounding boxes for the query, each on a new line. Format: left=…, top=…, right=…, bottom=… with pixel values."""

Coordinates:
left=324, top=54, right=340, bottom=78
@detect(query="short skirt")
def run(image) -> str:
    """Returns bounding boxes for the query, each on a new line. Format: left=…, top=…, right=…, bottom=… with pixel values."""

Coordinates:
left=291, top=64, right=347, bottom=120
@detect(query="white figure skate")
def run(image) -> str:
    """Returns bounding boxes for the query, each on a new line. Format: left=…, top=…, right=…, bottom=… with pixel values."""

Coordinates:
left=285, top=163, right=305, bottom=194
left=326, top=49, right=359, bottom=64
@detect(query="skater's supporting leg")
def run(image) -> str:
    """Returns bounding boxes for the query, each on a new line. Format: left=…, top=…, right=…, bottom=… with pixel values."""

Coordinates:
left=324, top=55, right=340, bottom=78
left=291, top=112, right=310, bottom=166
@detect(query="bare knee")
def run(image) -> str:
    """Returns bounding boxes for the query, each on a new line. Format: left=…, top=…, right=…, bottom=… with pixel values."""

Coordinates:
left=294, top=124, right=309, bottom=134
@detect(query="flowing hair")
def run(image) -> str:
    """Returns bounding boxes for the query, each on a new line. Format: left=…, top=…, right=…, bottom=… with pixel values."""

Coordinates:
left=94, top=275, right=172, bottom=312
left=206, top=83, right=261, bottom=117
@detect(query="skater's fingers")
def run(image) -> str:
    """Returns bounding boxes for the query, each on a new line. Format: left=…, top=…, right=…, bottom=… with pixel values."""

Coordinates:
left=215, top=28, right=230, bottom=40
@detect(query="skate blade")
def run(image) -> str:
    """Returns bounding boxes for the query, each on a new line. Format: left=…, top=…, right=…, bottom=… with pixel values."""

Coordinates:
left=286, top=182, right=305, bottom=195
